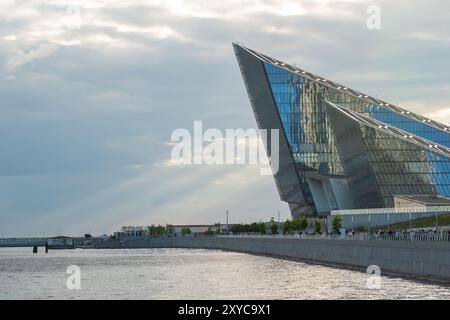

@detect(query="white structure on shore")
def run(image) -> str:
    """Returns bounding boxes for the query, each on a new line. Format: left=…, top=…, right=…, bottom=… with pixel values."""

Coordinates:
left=115, top=224, right=232, bottom=237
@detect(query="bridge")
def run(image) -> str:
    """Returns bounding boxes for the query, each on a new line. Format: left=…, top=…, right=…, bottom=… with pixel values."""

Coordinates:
left=0, top=237, right=77, bottom=250
left=0, top=237, right=49, bottom=247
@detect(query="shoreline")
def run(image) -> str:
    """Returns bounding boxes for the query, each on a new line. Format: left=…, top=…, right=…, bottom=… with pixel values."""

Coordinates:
left=2, top=235, right=450, bottom=284
left=78, top=236, right=450, bottom=284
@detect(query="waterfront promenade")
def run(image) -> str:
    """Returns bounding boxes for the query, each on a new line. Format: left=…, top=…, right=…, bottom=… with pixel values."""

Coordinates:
left=219, top=232, right=450, bottom=242
left=114, top=235, right=450, bottom=281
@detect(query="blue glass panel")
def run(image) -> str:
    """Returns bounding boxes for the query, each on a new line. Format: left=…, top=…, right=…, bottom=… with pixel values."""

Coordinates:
left=263, top=61, right=450, bottom=208
left=426, top=151, right=450, bottom=197
left=362, top=105, right=450, bottom=147
left=264, top=63, right=343, bottom=176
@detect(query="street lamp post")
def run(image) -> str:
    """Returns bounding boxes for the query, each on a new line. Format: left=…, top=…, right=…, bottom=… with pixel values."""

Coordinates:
left=435, top=211, right=438, bottom=230
left=409, top=211, right=412, bottom=230
left=387, top=213, right=390, bottom=233
left=226, top=210, right=229, bottom=235
left=277, top=211, right=280, bottom=235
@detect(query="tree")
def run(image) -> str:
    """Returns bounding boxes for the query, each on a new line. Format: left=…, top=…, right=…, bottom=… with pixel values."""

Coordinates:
left=249, top=222, right=258, bottom=233
left=290, top=218, right=299, bottom=231
left=149, top=225, right=156, bottom=237
left=181, top=227, right=191, bottom=237
left=269, top=217, right=277, bottom=235
left=271, top=223, right=278, bottom=235
left=332, top=215, right=343, bottom=234
left=231, top=224, right=248, bottom=234
left=283, top=219, right=291, bottom=234
left=155, top=225, right=165, bottom=237
left=289, top=217, right=307, bottom=232
left=314, top=220, right=322, bottom=234
left=166, top=224, right=174, bottom=237
left=299, top=218, right=308, bottom=231
left=258, top=222, right=266, bottom=235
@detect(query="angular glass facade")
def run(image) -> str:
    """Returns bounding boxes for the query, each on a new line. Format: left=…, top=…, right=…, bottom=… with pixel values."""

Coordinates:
left=234, top=43, right=450, bottom=216
left=362, top=105, right=450, bottom=147
left=361, top=126, right=436, bottom=207
left=264, top=63, right=344, bottom=175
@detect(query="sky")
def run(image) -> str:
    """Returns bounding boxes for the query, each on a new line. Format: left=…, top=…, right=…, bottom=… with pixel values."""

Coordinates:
left=0, top=0, right=449, bottom=237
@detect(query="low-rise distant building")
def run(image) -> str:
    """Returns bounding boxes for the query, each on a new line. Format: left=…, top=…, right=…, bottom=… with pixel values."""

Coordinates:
left=114, top=224, right=234, bottom=238
left=116, top=226, right=147, bottom=237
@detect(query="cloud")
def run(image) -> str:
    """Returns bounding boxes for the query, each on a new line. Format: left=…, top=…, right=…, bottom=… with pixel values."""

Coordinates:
left=0, top=0, right=449, bottom=236
left=409, top=32, right=450, bottom=43
left=1, top=41, right=59, bottom=72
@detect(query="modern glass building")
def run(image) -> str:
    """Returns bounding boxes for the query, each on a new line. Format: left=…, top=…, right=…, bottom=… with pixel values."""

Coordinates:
left=233, top=43, right=450, bottom=218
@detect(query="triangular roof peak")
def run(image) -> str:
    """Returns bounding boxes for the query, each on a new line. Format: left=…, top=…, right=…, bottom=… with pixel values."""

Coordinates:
left=233, top=42, right=449, bottom=134
left=325, top=100, right=450, bottom=158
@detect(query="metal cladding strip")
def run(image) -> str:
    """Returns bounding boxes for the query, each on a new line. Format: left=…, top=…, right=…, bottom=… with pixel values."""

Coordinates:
left=232, top=42, right=308, bottom=207
left=324, top=100, right=450, bottom=159
left=233, top=43, right=450, bottom=133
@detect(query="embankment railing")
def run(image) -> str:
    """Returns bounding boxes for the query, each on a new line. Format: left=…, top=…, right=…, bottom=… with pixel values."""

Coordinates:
left=218, top=233, right=450, bottom=243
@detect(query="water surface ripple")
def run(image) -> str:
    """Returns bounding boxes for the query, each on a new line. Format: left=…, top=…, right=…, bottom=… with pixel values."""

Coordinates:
left=0, top=247, right=449, bottom=299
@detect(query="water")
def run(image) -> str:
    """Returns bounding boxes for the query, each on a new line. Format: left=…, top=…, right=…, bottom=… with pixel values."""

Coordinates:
left=0, top=247, right=449, bottom=300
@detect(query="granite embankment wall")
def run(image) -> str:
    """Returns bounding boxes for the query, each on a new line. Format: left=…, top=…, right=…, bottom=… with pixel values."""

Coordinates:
left=117, top=236, right=450, bottom=281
